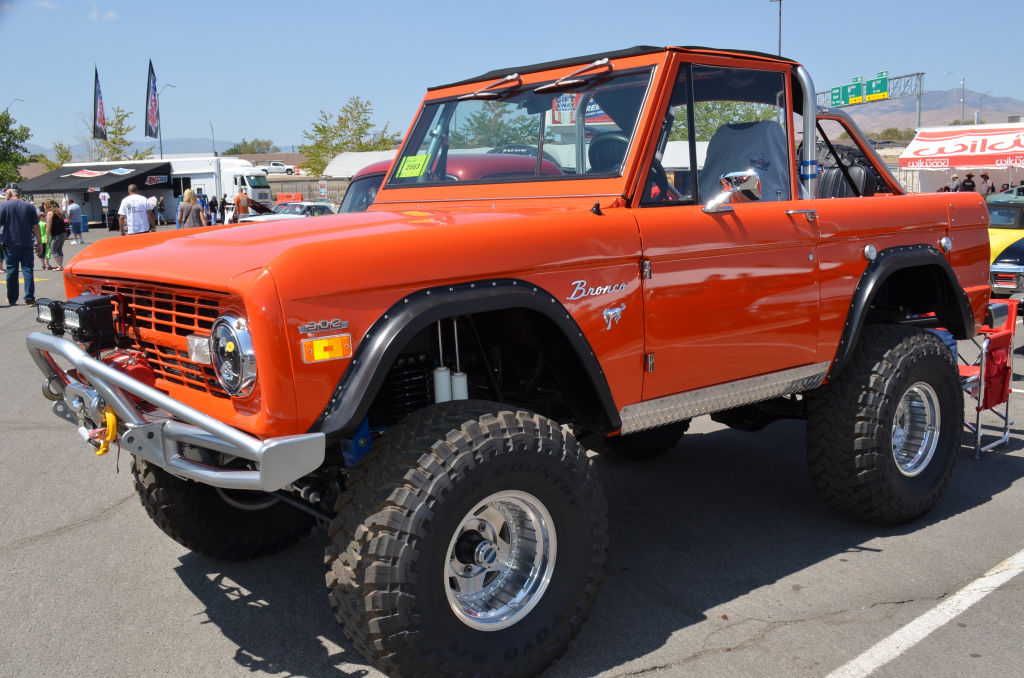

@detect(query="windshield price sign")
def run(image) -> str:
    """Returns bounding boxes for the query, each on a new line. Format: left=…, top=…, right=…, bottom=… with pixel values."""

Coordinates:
left=865, top=71, right=889, bottom=102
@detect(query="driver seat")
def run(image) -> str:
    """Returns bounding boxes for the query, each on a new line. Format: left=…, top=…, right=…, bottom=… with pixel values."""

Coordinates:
left=588, top=132, right=628, bottom=173
left=698, top=120, right=790, bottom=203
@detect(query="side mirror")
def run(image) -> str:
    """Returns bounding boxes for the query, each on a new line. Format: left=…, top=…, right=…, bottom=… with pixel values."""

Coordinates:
left=702, top=169, right=762, bottom=214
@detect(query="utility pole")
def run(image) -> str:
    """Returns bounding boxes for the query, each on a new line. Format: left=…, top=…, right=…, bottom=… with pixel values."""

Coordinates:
left=976, top=90, right=997, bottom=125
left=769, top=0, right=782, bottom=55
left=945, top=72, right=965, bottom=124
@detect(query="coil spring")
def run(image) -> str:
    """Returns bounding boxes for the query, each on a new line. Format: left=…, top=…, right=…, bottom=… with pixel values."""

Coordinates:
left=370, top=353, right=431, bottom=425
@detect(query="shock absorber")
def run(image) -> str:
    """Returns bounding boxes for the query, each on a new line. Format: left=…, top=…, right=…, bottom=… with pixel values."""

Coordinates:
left=433, top=320, right=452, bottom=403
left=451, top=317, right=468, bottom=400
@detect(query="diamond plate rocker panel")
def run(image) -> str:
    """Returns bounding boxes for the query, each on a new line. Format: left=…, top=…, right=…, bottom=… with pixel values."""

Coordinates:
left=619, top=362, right=830, bottom=434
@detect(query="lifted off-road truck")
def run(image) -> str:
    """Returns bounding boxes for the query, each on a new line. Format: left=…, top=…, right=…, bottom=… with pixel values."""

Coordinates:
left=28, top=46, right=990, bottom=677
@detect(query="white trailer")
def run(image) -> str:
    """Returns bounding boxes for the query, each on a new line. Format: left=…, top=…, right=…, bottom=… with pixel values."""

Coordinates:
left=169, top=157, right=273, bottom=207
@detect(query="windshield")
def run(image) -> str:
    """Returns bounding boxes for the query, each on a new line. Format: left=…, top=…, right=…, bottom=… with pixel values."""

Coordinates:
left=988, top=204, right=1024, bottom=228
left=387, top=68, right=653, bottom=187
left=341, top=173, right=385, bottom=212
left=245, top=174, right=271, bottom=188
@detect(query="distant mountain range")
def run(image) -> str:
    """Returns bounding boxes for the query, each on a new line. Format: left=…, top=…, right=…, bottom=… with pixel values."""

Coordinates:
left=841, top=88, right=1024, bottom=133
left=24, top=138, right=302, bottom=160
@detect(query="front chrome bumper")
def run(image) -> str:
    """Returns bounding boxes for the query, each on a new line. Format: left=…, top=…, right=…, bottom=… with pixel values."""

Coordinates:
left=26, top=332, right=324, bottom=492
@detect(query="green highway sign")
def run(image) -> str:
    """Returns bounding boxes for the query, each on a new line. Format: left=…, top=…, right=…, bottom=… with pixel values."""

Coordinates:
left=843, top=79, right=863, bottom=105
left=827, top=71, right=889, bottom=106
left=866, top=71, right=889, bottom=102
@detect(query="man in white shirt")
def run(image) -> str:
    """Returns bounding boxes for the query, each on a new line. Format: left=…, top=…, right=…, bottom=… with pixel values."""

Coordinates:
left=65, top=197, right=83, bottom=244
left=117, top=184, right=156, bottom=236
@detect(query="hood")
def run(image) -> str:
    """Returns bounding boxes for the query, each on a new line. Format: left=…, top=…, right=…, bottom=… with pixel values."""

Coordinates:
left=65, top=203, right=639, bottom=297
left=66, top=211, right=409, bottom=287
left=989, top=228, right=1024, bottom=264
left=992, top=235, right=1024, bottom=266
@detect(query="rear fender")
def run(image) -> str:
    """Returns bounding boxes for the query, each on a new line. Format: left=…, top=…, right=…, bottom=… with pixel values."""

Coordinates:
left=830, top=244, right=974, bottom=378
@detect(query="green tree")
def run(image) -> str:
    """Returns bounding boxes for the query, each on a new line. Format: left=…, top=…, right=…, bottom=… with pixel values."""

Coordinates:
left=224, top=137, right=280, bottom=155
left=39, top=141, right=73, bottom=171
left=96, top=106, right=153, bottom=161
left=299, top=96, right=400, bottom=176
left=876, top=128, right=916, bottom=141
left=450, top=101, right=541, bottom=148
left=0, top=109, right=32, bottom=186
left=669, top=101, right=777, bottom=142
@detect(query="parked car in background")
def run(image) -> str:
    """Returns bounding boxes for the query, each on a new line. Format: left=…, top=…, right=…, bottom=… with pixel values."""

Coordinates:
left=257, top=161, right=297, bottom=175
left=238, top=200, right=335, bottom=223
left=338, top=151, right=562, bottom=212
left=987, top=201, right=1024, bottom=296
left=339, top=160, right=389, bottom=212
left=987, top=185, right=1024, bottom=203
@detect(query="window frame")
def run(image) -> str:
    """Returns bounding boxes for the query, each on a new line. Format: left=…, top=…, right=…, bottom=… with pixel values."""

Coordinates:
left=635, top=54, right=796, bottom=209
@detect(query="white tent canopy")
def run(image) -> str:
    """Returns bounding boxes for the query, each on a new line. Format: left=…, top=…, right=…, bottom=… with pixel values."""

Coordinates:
left=323, top=151, right=397, bottom=179
left=900, top=123, right=1024, bottom=192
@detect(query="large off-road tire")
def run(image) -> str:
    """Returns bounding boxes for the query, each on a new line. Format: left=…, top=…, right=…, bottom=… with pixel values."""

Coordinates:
left=325, top=400, right=608, bottom=678
left=582, top=420, right=690, bottom=461
left=132, top=457, right=314, bottom=560
left=806, top=326, right=963, bottom=525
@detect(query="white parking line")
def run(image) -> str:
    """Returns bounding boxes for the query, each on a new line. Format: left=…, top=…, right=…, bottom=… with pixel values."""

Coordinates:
left=824, top=548, right=1024, bottom=678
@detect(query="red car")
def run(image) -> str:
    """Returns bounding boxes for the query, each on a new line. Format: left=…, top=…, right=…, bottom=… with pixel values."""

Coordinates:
left=339, top=150, right=562, bottom=212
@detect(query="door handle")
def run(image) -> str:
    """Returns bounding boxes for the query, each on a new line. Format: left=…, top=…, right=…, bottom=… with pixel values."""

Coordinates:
left=785, top=209, right=818, bottom=222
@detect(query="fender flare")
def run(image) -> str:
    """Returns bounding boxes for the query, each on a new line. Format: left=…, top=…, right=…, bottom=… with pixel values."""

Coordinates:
left=309, top=278, right=621, bottom=437
left=830, top=244, right=975, bottom=378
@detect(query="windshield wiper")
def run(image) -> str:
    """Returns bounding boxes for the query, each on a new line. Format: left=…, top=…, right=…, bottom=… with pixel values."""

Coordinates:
left=533, top=58, right=613, bottom=93
left=458, top=73, right=522, bottom=100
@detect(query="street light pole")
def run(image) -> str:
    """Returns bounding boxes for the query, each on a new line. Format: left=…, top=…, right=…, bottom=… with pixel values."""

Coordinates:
left=156, top=83, right=175, bottom=159
left=4, top=98, right=23, bottom=112
left=976, top=89, right=997, bottom=125
left=769, top=0, right=782, bottom=55
left=945, top=71, right=965, bottom=124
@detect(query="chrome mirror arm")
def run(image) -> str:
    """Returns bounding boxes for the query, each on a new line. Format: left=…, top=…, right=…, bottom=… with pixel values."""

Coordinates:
left=702, top=170, right=761, bottom=214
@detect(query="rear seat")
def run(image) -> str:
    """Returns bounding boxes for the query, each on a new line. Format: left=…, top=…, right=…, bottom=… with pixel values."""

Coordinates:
left=817, top=164, right=875, bottom=198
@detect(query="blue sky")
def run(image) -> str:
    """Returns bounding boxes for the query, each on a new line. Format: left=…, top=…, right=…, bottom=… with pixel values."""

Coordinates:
left=2, top=0, right=1021, bottom=153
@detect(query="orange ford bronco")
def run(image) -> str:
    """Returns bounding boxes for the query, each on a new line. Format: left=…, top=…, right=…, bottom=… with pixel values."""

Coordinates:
left=28, top=45, right=990, bottom=677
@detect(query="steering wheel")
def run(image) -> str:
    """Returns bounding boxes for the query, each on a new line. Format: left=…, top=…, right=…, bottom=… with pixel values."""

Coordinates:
left=646, top=159, right=671, bottom=202
left=588, top=132, right=629, bottom=173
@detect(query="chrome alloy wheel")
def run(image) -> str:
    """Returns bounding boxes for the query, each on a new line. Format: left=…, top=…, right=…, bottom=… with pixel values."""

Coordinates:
left=444, top=490, right=556, bottom=631
left=891, top=381, right=941, bottom=477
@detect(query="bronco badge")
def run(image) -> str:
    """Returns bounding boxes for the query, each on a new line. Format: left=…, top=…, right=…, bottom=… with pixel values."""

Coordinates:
left=566, top=280, right=627, bottom=301
left=298, top=319, right=349, bottom=334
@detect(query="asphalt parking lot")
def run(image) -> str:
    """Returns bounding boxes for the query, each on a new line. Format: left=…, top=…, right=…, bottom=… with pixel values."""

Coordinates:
left=1, top=231, right=1022, bottom=677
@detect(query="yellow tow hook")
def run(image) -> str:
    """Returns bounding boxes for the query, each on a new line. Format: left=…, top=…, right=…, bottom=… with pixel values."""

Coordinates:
left=96, top=406, right=118, bottom=456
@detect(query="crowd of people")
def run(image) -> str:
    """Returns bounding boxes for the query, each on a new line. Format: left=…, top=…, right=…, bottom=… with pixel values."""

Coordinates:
left=940, top=172, right=1003, bottom=194
left=143, top=187, right=250, bottom=230
left=0, top=187, right=87, bottom=305
left=0, top=182, right=257, bottom=307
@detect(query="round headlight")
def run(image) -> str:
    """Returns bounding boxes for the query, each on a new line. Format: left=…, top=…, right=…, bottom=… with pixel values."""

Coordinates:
left=209, top=316, right=257, bottom=396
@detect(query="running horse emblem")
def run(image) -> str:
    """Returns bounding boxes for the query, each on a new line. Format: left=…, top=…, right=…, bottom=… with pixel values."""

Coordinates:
left=603, top=303, right=625, bottom=330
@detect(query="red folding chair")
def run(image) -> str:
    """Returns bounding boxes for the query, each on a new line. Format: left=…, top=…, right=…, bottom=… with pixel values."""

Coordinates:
left=960, top=299, right=1018, bottom=458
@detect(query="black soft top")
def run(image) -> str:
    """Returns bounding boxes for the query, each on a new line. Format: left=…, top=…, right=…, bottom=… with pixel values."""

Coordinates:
left=429, top=45, right=797, bottom=91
